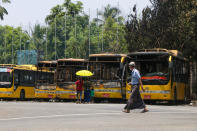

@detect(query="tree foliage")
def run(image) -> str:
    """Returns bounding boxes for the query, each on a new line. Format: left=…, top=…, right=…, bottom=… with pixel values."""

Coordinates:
left=0, top=25, right=31, bottom=63
left=0, top=0, right=10, bottom=20
left=125, top=0, right=197, bottom=61
left=43, top=0, right=126, bottom=60
left=1, top=0, right=196, bottom=64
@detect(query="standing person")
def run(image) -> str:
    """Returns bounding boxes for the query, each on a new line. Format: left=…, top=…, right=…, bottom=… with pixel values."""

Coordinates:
left=90, top=87, right=94, bottom=103
left=83, top=78, right=91, bottom=103
left=75, top=77, right=83, bottom=104
left=123, top=62, right=149, bottom=113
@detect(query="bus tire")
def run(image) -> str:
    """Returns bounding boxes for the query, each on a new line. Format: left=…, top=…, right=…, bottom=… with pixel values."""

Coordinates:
left=20, top=90, right=25, bottom=101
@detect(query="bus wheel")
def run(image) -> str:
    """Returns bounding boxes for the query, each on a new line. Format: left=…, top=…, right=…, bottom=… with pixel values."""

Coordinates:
left=20, top=90, right=25, bottom=101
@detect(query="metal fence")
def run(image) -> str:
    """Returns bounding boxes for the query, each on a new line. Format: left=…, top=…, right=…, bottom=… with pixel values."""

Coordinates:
left=17, top=50, right=37, bottom=65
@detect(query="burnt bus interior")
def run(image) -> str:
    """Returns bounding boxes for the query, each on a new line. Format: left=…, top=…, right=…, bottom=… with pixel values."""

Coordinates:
left=128, top=51, right=189, bottom=86
left=36, top=61, right=57, bottom=90
left=88, top=54, right=128, bottom=100
left=57, top=59, right=87, bottom=88
left=128, top=52, right=170, bottom=85
left=89, top=56, right=123, bottom=82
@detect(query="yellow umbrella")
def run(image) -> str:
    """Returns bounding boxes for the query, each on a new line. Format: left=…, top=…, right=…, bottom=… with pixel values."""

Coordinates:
left=76, top=70, right=93, bottom=77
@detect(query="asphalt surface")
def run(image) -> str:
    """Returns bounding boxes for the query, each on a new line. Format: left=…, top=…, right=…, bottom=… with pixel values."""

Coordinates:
left=0, top=101, right=197, bottom=131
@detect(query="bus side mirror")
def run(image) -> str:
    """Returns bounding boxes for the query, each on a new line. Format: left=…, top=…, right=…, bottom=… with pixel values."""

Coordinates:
left=169, top=62, right=173, bottom=69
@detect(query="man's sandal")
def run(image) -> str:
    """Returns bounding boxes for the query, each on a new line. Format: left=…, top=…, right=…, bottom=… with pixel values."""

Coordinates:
left=141, top=109, right=149, bottom=113
left=122, top=109, right=130, bottom=113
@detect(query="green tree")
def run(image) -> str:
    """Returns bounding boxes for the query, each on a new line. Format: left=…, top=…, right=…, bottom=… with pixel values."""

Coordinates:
left=0, top=25, right=30, bottom=64
left=125, top=0, right=197, bottom=60
left=97, top=4, right=127, bottom=53
left=0, top=0, right=10, bottom=20
left=45, top=0, right=89, bottom=59
left=44, top=1, right=127, bottom=60
left=31, top=24, right=46, bottom=61
left=98, top=4, right=120, bottom=22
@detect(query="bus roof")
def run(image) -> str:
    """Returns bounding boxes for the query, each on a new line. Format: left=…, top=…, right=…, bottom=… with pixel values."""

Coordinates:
left=57, top=58, right=87, bottom=67
left=38, top=61, right=57, bottom=64
left=89, top=53, right=127, bottom=58
left=0, top=64, right=16, bottom=68
left=57, top=58, right=87, bottom=62
left=37, top=61, right=57, bottom=68
left=89, top=53, right=127, bottom=63
left=14, top=65, right=37, bottom=71
left=128, top=48, right=187, bottom=61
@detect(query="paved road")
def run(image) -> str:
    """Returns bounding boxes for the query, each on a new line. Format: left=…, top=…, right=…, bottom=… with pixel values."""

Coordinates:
left=0, top=101, right=196, bottom=131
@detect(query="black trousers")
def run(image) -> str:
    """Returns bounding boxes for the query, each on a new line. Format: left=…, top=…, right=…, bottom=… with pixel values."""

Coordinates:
left=124, top=84, right=145, bottom=110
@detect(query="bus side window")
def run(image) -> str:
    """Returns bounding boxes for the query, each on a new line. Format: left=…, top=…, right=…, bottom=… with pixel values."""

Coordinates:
left=50, top=73, right=54, bottom=84
left=14, top=71, right=19, bottom=85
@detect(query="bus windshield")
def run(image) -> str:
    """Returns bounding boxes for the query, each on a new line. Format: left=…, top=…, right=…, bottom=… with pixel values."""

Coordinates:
left=91, top=62, right=121, bottom=81
left=0, top=72, right=12, bottom=88
left=58, top=68, right=76, bottom=82
left=139, top=61, right=169, bottom=85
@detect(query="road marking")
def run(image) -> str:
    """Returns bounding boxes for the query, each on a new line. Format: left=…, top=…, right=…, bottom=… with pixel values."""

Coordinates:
left=0, top=110, right=197, bottom=121
left=150, top=106, right=197, bottom=112
left=0, top=112, right=122, bottom=121
left=149, top=112, right=197, bottom=114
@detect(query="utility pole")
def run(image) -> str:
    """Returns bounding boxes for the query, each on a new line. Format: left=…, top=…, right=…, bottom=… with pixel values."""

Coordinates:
left=12, top=32, right=14, bottom=64
left=28, top=23, right=31, bottom=64
left=4, top=29, right=7, bottom=64
left=102, top=21, right=104, bottom=52
left=74, top=11, right=77, bottom=58
left=97, top=8, right=100, bottom=52
left=46, top=22, right=48, bottom=60
left=19, top=29, right=21, bottom=65
left=55, top=16, right=57, bottom=60
left=74, top=11, right=77, bottom=40
left=89, top=8, right=91, bottom=56
left=116, top=2, right=119, bottom=52
left=65, top=10, right=67, bottom=58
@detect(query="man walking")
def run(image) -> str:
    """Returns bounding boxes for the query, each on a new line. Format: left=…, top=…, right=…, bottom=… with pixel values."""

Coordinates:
left=123, top=62, right=148, bottom=113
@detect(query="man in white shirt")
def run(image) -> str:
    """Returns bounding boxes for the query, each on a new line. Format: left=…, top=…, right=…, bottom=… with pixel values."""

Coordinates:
left=123, top=61, right=148, bottom=113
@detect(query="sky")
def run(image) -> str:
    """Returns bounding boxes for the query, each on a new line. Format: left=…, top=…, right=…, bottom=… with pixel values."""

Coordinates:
left=0, top=0, right=151, bottom=29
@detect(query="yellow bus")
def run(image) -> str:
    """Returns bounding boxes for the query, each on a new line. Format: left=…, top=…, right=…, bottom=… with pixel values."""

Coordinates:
left=35, top=61, right=57, bottom=100
left=126, top=49, right=190, bottom=103
left=56, top=58, right=87, bottom=100
left=0, top=64, right=37, bottom=100
left=88, top=53, right=127, bottom=102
